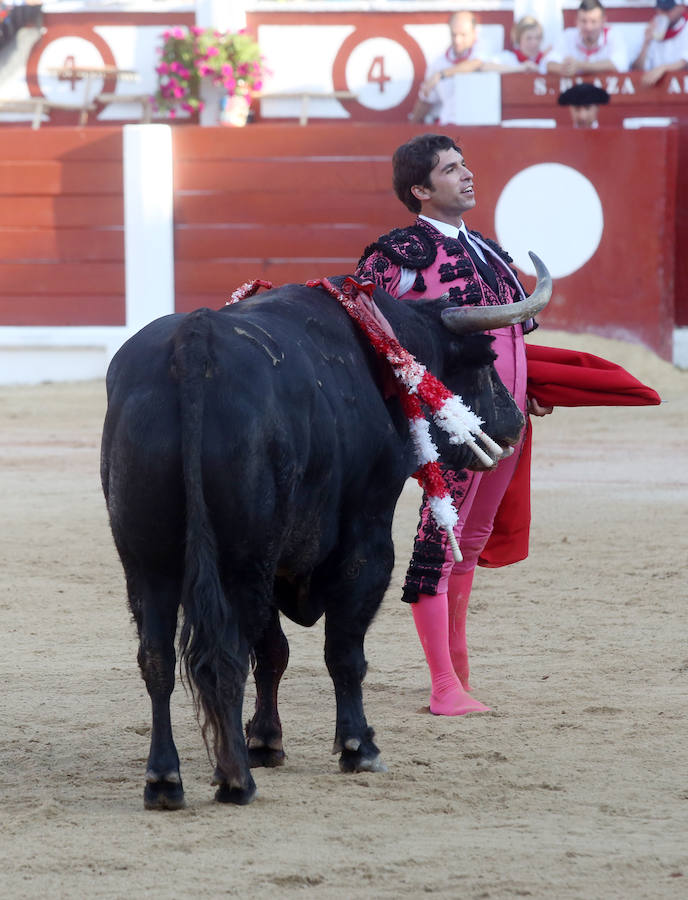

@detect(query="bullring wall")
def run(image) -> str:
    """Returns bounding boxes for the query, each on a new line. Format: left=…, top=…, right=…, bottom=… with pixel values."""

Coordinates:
left=0, top=122, right=683, bottom=383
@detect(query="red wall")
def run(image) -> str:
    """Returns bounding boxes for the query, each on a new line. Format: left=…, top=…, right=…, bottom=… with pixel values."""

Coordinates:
left=0, top=123, right=678, bottom=361
left=172, top=123, right=678, bottom=359
left=0, top=128, right=125, bottom=326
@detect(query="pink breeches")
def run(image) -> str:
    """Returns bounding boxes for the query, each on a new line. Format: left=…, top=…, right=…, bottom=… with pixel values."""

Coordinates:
left=435, top=325, right=527, bottom=591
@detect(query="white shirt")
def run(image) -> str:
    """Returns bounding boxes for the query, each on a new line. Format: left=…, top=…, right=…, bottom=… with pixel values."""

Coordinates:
left=493, top=48, right=550, bottom=75
left=548, top=25, right=629, bottom=71
left=421, top=37, right=493, bottom=120
left=645, top=14, right=688, bottom=69
left=398, top=216, right=487, bottom=296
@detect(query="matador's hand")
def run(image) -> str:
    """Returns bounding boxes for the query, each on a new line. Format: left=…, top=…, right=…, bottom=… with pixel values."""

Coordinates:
left=527, top=397, right=553, bottom=416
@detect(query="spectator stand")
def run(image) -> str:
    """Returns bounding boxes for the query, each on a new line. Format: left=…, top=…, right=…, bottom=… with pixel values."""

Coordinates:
left=0, top=3, right=194, bottom=127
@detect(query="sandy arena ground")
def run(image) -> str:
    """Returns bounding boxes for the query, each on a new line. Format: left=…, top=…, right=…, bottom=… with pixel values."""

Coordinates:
left=1, top=329, right=687, bottom=899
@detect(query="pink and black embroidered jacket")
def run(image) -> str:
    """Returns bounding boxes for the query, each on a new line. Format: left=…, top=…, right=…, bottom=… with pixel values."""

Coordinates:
left=355, top=217, right=535, bottom=334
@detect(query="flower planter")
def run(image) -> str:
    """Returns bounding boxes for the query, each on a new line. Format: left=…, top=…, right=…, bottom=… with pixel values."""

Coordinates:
left=221, top=93, right=250, bottom=127
left=153, top=26, right=267, bottom=123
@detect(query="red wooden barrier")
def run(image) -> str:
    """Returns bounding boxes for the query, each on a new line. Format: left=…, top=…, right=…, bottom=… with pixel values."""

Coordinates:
left=172, top=123, right=677, bottom=360
left=0, top=121, right=679, bottom=362
left=0, top=128, right=125, bottom=326
left=500, top=72, right=688, bottom=330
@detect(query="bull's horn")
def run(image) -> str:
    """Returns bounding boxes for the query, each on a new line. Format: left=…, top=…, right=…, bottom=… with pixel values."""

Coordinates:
left=441, top=252, right=552, bottom=335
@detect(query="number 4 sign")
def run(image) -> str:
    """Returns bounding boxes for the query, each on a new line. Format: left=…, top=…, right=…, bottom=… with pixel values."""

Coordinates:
left=367, top=56, right=391, bottom=93
left=332, top=28, right=426, bottom=120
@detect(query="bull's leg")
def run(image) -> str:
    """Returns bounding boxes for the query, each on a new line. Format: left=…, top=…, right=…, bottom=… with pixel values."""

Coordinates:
left=132, top=577, right=185, bottom=811
left=194, top=631, right=256, bottom=806
left=323, top=536, right=392, bottom=774
left=325, top=617, right=386, bottom=774
left=191, top=576, right=257, bottom=805
left=245, top=607, right=289, bottom=768
left=211, top=684, right=256, bottom=805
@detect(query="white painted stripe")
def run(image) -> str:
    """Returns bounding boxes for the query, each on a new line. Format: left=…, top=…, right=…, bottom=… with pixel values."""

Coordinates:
left=123, top=124, right=175, bottom=334
left=673, top=327, right=688, bottom=370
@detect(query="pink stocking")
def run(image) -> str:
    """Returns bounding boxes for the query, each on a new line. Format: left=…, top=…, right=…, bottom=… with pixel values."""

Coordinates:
left=447, top=569, right=476, bottom=692
left=411, top=592, right=490, bottom=716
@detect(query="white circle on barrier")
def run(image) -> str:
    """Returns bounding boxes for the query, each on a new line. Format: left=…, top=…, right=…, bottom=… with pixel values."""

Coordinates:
left=345, top=38, right=414, bottom=110
left=494, top=163, right=604, bottom=279
left=37, top=37, right=105, bottom=105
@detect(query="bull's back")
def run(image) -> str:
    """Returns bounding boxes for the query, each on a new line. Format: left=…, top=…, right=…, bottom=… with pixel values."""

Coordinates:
left=102, top=299, right=406, bottom=571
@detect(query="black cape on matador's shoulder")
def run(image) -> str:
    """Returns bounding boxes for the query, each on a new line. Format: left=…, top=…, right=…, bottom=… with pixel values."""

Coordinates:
left=357, top=224, right=437, bottom=271
left=357, top=220, right=517, bottom=274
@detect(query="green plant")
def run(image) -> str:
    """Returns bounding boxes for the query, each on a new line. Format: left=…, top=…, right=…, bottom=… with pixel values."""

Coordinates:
left=153, top=26, right=268, bottom=117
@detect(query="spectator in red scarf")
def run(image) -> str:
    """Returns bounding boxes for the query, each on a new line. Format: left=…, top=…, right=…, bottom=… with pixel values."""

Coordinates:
left=485, top=15, right=552, bottom=74
left=547, top=0, right=628, bottom=76
left=631, top=0, right=688, bottom=86
left=410, top=11, right=491, bottom=123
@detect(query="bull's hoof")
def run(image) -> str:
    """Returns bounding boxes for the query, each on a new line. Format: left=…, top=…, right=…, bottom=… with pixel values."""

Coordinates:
left=248, top=746, right=286, bottom=768
left=143, top=778, right=185, bottom=811
left=338, top=751, right=388, bottom=774
left=214, top=781, right=257, bottom=805
left=213, top=768, right=257, bottom=805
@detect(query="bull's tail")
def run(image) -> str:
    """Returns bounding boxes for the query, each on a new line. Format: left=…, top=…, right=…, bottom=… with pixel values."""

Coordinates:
left=173, top=309, right=248, bottom=778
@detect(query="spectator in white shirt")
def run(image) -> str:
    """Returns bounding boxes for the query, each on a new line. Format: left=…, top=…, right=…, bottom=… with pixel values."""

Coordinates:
left=547, top=0, right=628, bottom=76
left=410, top=11, right=492, bottom=123
left=631, top=0, right=688, bottom=86
left=484, top=15, right=552, bottom=74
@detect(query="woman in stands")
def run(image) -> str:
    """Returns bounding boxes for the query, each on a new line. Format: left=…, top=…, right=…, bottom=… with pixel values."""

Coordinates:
left=485, top=16, right=552, bottom=74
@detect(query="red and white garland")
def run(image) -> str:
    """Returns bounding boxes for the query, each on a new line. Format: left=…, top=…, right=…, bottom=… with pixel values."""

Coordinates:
left=226, top=275, right=504, bottom=562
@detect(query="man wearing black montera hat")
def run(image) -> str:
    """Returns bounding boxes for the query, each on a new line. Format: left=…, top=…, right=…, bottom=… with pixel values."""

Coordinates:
left=558, top=82, right=610, bottom=128
left=631, top=0, right=688, bottom=86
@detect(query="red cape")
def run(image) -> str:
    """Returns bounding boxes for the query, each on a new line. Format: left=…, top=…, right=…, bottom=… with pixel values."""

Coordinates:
left=478, top=344, right=662, bottom=568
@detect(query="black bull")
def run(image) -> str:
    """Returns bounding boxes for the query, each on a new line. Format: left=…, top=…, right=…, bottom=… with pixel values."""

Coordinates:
left=100, top=276, right=541, bottom=809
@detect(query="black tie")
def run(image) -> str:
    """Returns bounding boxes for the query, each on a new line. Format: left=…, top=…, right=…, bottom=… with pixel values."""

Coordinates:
left=459, top=231, right=499, bottom=294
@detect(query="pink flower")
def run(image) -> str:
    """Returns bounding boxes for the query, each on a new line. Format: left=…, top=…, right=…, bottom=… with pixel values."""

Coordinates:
left=191, top=26, right=204, bottom=36
left=173, top=85, right=186, bottom=99
left=223, top=77, right=236, bottom=92
left=198, top=64, right=213, bottom=77
left=169, top=61, right=179, bottom=73
left=221, top=63, right=233, bottom=76
left=178, top=66, right=190, bottom=79
left=206, top=46, right=219, bottom=57
left=169, top=109, right=177, bottom=119
left=253, top=80, right=263, bottom=91
left=155, top=62, right=169, bottom=75
left=171, top=27, right=185, bottom=40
